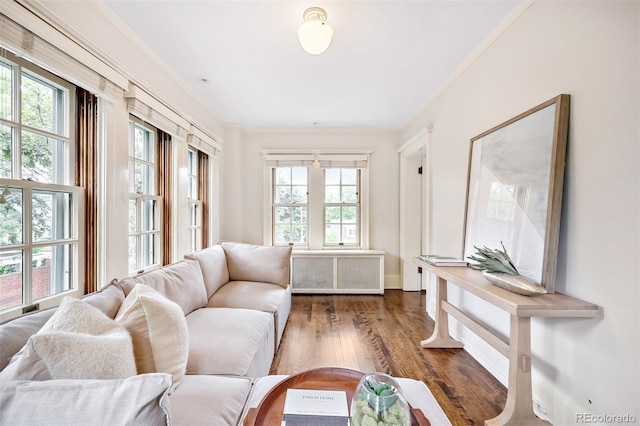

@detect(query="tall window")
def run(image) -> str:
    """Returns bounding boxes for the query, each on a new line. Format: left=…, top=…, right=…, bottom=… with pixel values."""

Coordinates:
left=0, top=52, right=83, bottom=320
left=266, top=152, right=369, bottom=250
left=187, top=148, right=209, bottom=252
left=273, top=167, right=308, bottom=245
left=324, top=168, right=360, bottom=246
left=128, top=119, right=161, bottom=273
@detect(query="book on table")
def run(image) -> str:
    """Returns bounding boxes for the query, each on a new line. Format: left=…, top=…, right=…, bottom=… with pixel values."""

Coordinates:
left=281, top=389, right=350, bottom=426
left=419, top=254, right=468, bottom=267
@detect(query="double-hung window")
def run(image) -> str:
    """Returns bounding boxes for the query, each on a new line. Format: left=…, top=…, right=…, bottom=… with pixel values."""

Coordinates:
left=187, top=147, right=209, bottom=252
left=273, top=167, right=308, bottom=246
left=0, top=52, right=83, bottom=320
left=324, top=168, right=360, bottom=247
left=264, top=152, right=369, bottom=250
left=128, top=119, right=162, bottom=273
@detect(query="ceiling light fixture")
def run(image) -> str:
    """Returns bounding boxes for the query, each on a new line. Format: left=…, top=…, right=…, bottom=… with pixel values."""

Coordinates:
left=297, top=7, right=334, bottom=55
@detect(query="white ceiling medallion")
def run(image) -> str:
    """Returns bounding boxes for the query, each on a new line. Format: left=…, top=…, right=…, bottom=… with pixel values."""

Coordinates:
left=297, top=7, right=334, bottom=55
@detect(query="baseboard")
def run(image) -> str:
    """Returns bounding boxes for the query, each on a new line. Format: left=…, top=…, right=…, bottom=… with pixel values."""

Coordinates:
left=384, top=274, right=401, bottom=290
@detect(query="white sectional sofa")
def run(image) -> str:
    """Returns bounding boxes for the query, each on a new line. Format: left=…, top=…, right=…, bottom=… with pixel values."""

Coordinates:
left=0, top=241, right=292, bottom=426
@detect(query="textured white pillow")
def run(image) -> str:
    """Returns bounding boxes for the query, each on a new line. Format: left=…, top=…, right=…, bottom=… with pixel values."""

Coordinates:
left=115, top=284, right=189, bottom=392
left=0, top=297, right=136, bottom=381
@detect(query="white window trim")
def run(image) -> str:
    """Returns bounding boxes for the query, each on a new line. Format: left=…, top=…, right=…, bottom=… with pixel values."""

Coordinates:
left=126, top=84, right=189, bottom=140
left=261, top=150, right=370, bottom=250
left=0, top=54, right=83, bottom=321
left=0, top=6, right=126, bottom=102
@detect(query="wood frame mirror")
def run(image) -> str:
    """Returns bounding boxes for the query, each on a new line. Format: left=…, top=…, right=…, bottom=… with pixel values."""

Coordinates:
left=462, top=94, right=570, bottom=293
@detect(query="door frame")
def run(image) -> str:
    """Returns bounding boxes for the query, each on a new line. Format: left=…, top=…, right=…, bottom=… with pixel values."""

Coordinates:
left=397, top=127, right=431, bottom=291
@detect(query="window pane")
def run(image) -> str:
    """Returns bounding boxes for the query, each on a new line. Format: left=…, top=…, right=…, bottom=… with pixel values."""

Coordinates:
left=275, top=186, right=291, bottom=203
left=141, top=233, right=155, bottom=268
left=32, top=244, right=71, bottom=302
left=0, top=62, right=12, bottom=121
left=291, top=186, right=307, bottom=203
left=33, top=191, right=71, bottom=242
left=128, top=199, right=137, bottom=232
left=325, top=224, right=340, bottom=243
left=274, top=224, right=290, bottom=243
left=0, top=188, right=23, bottom=246
left=128, top=236, right=137, bottom=272
left=0, top=124, right=11, bottom=178
left=341, top=169, right=357, bottom=184
left=188, top=176, right=196, bottom=199
left=142, top=199, right=158, bottom=232
left=291, top=225, right=306, bottom=243
left=342, top=206, right=357, bottom=223
left=21, top=130, right=64, bottom=184
left=325, top=206, right=340, bottom=223
left=0, top=250, right=22, bottom=310
left=21, top=73, right=66, bottom=136
left=291, top=167, right=307, bottom=185
left=342, top=186, right=357, bottom=203
left=291, top=206, right=306, bottom=224
left=343, top=225, right=357, bottom=243
left=134, top=126, right=153, bottom=161
left=275, top=168, right=291, bottom=185
left=275, top=206, right=291, bottom=224
left=325, top=186, right=340, bottom=203
left=275, top=224, right=306, bottom=244
left=133, top=162, right=155, bottom=194
left=189, top=203, right=195, bottom=227
left=325, top=168, right=340, bottom=185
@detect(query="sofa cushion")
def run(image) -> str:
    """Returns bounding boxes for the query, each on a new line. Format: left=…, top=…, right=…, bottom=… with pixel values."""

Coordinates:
left=82, top=282, right=126, bottom=319
left=0, top=309, right=54, bottom=372
left=185, top=245, right=230, bottom=298
left=169, top=374, right=252, bottom=426
left=206, top=280, right=288, bottom=313
left=186, top=307, right=274, bottom=378
left=221, top=241, right=292, bottom=287
left=0, top=373, right=171, bottom=426
left=115, top=284, right=189, bottom=392
left=118, top=259, right=207, bottom=315
left=0, top=297, right=136, bottom=381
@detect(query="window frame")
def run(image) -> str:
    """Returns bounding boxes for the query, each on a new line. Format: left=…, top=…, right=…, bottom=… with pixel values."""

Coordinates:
left=0, top=52, right=83, bottom=322
left=323, top=168, right=361, bottom=247
left=187, top=147, right=204, bottom=253
left=127, top=117, right=162, bottom=274
left=262, top=151, right=370, bottom=250
left=271, top=166, right=309, bottom=247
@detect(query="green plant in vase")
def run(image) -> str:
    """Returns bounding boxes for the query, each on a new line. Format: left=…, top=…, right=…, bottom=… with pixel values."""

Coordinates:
left=467, top=242, right=547, bottom=296
left=351, top=373, right=410, bottom=426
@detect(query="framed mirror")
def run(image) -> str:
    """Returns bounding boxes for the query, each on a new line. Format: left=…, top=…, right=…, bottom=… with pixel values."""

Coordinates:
left=462, top=94, right=570, bottom=293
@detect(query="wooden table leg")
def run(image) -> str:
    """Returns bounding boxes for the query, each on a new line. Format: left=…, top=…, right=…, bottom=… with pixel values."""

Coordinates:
left=421, top=276, right=464, bottom=349
left=485, top=316, right=550, bottom=426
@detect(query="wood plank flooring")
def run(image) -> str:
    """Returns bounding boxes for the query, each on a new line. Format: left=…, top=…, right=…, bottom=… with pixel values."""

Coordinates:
left=270, top=290, right=507, bottom=425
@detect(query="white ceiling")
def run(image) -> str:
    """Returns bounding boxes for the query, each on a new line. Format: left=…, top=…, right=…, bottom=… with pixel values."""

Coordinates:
left=103, top=1, right=520, bottom=129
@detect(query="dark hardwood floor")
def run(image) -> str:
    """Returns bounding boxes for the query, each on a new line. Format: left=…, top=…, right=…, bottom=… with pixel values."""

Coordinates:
left=270, top=290, right=507, bottom=425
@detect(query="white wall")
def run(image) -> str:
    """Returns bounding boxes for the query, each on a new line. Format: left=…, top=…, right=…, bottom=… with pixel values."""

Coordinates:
left=402, top=1, right=639, bottom=423
left=220, top=129, right=403, bottom=288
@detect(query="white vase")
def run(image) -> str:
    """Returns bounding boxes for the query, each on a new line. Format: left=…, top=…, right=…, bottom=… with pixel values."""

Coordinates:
left=481, top=271, right=547, bottom=296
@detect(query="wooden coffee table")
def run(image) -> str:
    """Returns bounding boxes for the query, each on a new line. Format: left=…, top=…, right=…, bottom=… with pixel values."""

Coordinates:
left=243, top=367, right=430, bottom=425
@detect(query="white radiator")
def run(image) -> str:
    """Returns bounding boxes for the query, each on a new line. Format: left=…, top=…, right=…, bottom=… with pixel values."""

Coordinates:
left=290, top=250, right=384, bottom=294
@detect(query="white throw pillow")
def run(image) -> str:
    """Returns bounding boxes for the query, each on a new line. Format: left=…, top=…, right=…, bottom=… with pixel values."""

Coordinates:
left=0, top=297, right=137, bottom=381
left=0, top=373, right=171, bottom=426
left=115, top=283, right=189, bottom=393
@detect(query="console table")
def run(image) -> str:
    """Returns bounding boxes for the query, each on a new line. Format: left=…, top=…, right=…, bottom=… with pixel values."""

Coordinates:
left=413, top=258, right=601, bottom=426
